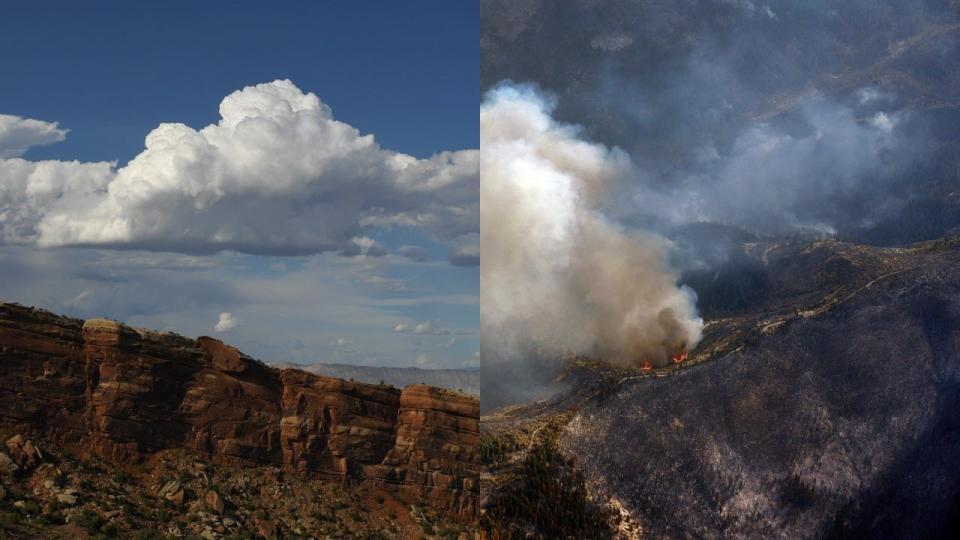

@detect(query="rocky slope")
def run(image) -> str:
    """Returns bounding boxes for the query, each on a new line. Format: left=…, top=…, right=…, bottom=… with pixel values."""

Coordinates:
left=0, top=442, right=470, bottom=539
left=0, top=304, right=479, bottom=530
left=482, top=236, right=960, bottom=538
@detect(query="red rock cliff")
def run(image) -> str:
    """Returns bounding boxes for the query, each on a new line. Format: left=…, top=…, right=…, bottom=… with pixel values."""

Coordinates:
left=0, top=303, right=479, bottom=516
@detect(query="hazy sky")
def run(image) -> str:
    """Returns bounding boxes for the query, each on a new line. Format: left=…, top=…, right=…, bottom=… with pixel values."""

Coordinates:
left=0, top=1, right=479, bottom=369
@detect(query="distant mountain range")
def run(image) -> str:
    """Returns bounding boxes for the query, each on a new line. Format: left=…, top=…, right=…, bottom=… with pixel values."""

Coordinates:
left=268, top=361, right=480, bottom=396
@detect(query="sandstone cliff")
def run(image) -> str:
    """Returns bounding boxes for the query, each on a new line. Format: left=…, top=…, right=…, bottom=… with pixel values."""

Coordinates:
left=0, top=304, right=479, bottom=518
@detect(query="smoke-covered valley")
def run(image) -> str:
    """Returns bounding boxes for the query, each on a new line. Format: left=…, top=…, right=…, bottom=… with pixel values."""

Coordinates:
left=481, top=0, right=960, bottom=410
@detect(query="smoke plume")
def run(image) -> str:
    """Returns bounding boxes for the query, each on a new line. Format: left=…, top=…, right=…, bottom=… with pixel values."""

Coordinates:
left=480, top=85, right=702, bottom=371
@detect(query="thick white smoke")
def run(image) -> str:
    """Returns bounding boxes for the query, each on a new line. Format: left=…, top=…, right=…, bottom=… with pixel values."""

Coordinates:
left=481, top=85, right=702, bottom=367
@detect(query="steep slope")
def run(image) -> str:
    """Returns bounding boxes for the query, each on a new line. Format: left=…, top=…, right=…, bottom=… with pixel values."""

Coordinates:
left=0, top=304, right=479, bottom=519
left=482, top=236, right=960, bottom=538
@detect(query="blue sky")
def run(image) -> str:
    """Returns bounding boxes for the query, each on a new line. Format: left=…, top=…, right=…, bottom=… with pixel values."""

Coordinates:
left=0, top=1, right=478, bottom=161
left=0, top=2, right=479, bottom=369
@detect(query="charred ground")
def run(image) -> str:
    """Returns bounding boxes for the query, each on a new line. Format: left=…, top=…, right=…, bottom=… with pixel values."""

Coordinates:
left=481, top=235, right=960, bottom=539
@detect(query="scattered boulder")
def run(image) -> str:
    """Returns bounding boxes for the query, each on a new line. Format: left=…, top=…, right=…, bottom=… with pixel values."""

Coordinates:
left=156, top=479, right=181, bottom=498
left=205, top=489, right=225, bottom=515
left=57, top=492, right=77, bottom=505
left=156, top=479, right=186, bottom=506
left=168, top=487, right=186, bottom=506
left=0, top=452, right=19, bottom=475
left=255, top=518, right=278, bottom=540
left=4, top=435, right=42, bottom=470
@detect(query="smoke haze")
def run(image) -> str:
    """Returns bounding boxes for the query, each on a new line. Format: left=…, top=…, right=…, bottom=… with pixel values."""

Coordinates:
left=482, top=0, right=957, bottom=245
left=480, top=0, right=960, bottom=409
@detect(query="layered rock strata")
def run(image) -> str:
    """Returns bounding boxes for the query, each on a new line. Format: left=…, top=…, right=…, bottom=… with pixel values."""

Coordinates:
left=0, top=303, right=479, bottom=516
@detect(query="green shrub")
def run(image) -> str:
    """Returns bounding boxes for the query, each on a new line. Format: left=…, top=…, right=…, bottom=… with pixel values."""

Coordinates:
left=479, top=432, right=521, bottom=465
left=75, top=509, right=107, bottom=534
left=311, top=510, right=333, bottom=522
left=38, top=512, right=66, bottom=526
left=17, top=500, right=41, bottom=515
left=101, top=522, right=119, bottom=537
left=113, top=471, right=135, bottom=484
left=133, top=530, right=168, bottom=540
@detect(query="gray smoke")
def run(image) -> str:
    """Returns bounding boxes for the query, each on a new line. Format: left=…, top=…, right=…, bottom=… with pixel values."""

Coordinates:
left=482, top=0, right=956, bottom=245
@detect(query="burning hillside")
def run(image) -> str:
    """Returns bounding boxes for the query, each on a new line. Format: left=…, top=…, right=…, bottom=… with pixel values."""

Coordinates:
left=480, top=86, right=703, bottom=396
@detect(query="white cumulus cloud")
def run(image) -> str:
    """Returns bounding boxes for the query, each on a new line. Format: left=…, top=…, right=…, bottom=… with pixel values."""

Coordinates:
left=0, top=158, right=114, bottom=244
left=214, top=312, right=239, bottom=332
left=0, top=80, right=478, bottom=260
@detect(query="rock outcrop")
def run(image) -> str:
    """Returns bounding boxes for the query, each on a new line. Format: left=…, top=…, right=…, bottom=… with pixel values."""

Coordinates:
left=270, top=360, right=480, bottom=396
left=0, top=304, right=479, bottom=517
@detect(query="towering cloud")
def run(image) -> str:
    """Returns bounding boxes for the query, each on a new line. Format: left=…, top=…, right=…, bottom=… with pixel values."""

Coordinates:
left=0, top=81, right=478, bottom=262
left=480, top=85, right=702, bottom=367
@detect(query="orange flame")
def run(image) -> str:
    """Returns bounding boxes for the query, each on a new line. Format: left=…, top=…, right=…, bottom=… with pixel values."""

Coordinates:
left=672, top=350, right=688, bottom=364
